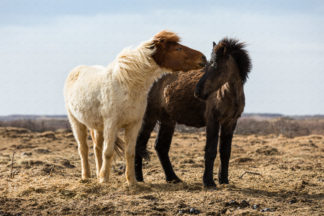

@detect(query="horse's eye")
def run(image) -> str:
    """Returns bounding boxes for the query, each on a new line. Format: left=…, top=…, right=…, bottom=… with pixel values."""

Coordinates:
left=176, top=47, right=182, bottom=51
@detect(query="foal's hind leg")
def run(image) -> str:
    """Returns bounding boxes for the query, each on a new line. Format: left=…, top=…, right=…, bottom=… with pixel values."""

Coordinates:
left=218, top=121, right=236, bottom=184
left=203, top=118, right=220, bottom=188
left=90, top=129, right=104, bottom=178
left=135, top=116, right=158, bottom=182
left=68, top=112, right=90, bottom=179
left=155, top=121, right=181, bottom=183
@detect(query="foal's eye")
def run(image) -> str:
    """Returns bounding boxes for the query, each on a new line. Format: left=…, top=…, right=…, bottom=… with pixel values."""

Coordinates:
left=210, top=61, right=216, bottom=67
left=176, top=47, right=182, bottom=51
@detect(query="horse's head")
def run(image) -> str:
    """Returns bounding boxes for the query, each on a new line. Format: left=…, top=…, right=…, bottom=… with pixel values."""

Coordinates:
left=194, top=39, right=251, bottom=100
left=151, top=30, right=206, bottom=72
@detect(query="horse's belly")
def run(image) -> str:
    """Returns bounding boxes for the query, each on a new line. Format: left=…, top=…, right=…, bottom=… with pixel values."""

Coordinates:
left=66, top=86, right=105, bottom=130
left=68, top=102, right=104, bottom=130
left=118, top=97, right=147, bottom=127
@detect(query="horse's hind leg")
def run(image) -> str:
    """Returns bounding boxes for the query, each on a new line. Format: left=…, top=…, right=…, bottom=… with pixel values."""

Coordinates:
left=155, top=121, right=181, bottom=183
left=90, top=129, right=104, bottom=178
left=99, top=122, right=117, bottom=183
left=67, top=112, right=90, bottom=179
left=125, top=122, right=142, bottom=186
left=135, top=115, right=158, bottom=182
left=204, top=118, right=220, bottom=188
left=218, top=121, right=236, bottom=184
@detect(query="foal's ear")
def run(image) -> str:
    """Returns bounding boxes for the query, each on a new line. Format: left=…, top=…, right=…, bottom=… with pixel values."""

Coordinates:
left=213, top=41, right=216, bottom=47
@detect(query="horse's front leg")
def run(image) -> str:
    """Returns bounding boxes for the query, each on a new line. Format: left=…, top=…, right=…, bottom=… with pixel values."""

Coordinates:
left=218, top=121, right=236, bottom=184
left=67, top=112, right=90, bottom=179
left=125, top=121, right=142, bottom=186
left=204, top=118, right=220, bottom=188
left=99, top=123, right=117, bottom=183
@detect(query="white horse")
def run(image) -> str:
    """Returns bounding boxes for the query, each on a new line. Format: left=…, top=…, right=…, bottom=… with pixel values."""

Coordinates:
left=64, top=30, right=206, bottom=186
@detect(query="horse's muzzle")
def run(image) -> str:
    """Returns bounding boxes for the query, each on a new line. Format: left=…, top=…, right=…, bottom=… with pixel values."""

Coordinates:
left=199, top=55, right=207, bottom=67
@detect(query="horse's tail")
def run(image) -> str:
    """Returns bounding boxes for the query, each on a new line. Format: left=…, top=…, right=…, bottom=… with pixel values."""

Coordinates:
left=90, top=130, right=124, bottom=158
left=114, top=135, right=125, bottom=158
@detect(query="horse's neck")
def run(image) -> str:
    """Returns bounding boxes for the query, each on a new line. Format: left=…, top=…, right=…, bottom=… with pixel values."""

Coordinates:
left=110, top=53, right=165, bottom=94
left=117, top=65, right=166, bottom=98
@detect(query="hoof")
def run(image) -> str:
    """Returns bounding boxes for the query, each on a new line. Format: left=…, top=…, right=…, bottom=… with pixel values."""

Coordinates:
left=81, top=176, right=90, bottom=180
left=127, top=180, right=137, bottom=187
left=80, top=179, right=91, bottom=184
left=204, top=185, right=217, bottom=190
left=99, top=177, right=108, bottom=183
left=219, top=178, right=229, bottom=184
left=203, top=180, right=217, bottom=188
left=135, top=176, right=144, bottom=182
left=166, top=177, right=182, bottom=184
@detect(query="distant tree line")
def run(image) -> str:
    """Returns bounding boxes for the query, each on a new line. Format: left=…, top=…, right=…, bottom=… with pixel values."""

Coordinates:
left=1, top=117, right=324, bottom=137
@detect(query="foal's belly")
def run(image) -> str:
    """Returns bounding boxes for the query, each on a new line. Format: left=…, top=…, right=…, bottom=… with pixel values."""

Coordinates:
left=174, top=112, right=206, bottom=128
left=164, top=96, right=206, bottom=127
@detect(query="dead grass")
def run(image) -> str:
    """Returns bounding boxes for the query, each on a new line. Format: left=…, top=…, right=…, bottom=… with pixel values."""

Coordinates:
left=0, top=127, right=323, bottom=215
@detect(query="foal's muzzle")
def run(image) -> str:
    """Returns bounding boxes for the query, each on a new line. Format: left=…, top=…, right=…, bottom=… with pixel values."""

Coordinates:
left=194, top=87, right=208, bottom=100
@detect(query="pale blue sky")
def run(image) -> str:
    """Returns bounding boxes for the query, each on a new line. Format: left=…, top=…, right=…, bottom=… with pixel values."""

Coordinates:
left=0, top=0, right=323, bottom=115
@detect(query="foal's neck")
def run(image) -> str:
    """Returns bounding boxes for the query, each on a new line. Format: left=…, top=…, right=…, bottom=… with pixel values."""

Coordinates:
left=227, top=77, right=244, bottom=99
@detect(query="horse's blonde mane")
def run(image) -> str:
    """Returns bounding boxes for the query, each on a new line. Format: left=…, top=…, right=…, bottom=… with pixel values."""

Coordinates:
left=110, top=40, right=162, bottom=89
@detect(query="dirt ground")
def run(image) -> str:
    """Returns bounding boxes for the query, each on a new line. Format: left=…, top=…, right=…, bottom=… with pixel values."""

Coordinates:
left=0, top=127, right=323, bottom=215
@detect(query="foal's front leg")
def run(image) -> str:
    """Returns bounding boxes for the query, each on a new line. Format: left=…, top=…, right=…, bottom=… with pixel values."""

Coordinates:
left=204, top=119, right=220, bottom=188
left=218, top=122, right=236, bottom=184
left=99, top=123, right=117, bottom=183
left=125, top=122, right=142, bottom=186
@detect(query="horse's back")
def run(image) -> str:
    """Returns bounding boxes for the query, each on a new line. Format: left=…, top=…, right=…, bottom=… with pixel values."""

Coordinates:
left=64, top=65, right=108, bottom=130
left=65, top=65, right=106, bottom=88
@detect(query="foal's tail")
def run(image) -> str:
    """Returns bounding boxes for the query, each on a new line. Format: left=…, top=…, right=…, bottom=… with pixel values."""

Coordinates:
left=114, top=136, right=125, bottom=158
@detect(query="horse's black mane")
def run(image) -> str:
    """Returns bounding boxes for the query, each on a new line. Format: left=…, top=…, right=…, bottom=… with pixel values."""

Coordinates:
left=216, top=38, right=252, bottom=83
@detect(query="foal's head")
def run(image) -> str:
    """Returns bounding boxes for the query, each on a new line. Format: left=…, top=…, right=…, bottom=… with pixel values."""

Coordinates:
left=194, top=38, right=251, bottom=100
left=151, top=30, right=207, bottom=71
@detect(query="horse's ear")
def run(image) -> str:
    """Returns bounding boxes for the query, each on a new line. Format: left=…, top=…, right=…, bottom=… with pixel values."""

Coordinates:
left=152, top=37, right=167, bottom=50
left=213, top=41, right=216, bottom=47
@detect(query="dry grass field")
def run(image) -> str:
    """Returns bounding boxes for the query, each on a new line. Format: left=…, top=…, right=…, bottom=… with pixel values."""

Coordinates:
left=0, top=126, right=323, bottom=215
